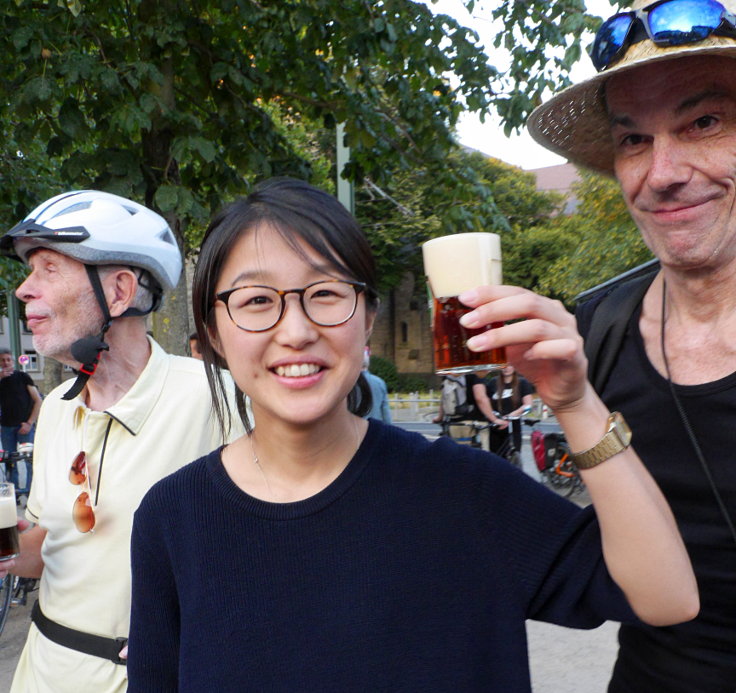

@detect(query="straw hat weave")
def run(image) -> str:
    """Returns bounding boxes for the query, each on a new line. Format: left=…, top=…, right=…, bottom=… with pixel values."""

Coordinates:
left=527, top=0, right=736, bottom=175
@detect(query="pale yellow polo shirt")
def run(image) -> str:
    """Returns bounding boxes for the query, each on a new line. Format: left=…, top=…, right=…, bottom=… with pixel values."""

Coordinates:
left=12, top=338, right=243, bottom=693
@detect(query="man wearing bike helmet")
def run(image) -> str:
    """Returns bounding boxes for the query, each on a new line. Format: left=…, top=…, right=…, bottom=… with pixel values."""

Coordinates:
left=0, top=190, right=241, bottom=693
left=528, top=1, right=736, bottom=690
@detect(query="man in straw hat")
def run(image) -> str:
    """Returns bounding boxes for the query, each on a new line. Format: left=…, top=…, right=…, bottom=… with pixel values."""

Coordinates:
left=529, top=1, right=736, bottom=690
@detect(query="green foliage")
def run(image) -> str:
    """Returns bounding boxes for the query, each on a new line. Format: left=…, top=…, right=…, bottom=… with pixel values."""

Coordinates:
left=368, top=355, right=400, bottom=392
left=490, top=0, right=613, bottom=133
left=536, top=171, right=652, bottom=302
left=395, top=373, right=428, bottom=393
left=0, top=0, right=618, bottom=350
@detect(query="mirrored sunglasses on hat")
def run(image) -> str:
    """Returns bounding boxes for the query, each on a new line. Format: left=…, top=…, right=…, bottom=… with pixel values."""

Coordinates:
left=591, top=0, right=736, bottom=71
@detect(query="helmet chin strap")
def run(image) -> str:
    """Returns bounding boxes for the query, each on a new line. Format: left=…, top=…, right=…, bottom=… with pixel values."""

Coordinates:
left=62, top=266, right=113, bottom=401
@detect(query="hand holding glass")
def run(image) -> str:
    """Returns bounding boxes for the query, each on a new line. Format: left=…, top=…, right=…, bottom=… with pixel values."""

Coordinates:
left=422, top=233, right=507, bottom=374
left=0, top=483, right=20, bottom=561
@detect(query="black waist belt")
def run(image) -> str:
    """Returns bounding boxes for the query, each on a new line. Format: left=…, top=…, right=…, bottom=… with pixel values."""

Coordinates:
left=31, top=600, right=127, bottom=665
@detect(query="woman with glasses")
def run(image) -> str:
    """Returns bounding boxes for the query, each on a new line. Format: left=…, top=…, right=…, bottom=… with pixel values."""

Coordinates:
left=127, top=178, right=696, bottom=692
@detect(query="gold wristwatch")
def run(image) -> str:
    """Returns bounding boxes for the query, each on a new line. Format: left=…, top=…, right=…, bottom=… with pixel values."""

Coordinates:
left=570, top=411, right=632, bottom=469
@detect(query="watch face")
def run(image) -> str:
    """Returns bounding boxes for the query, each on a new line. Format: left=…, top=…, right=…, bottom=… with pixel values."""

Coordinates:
left=612, top=412, right=632, bottom=446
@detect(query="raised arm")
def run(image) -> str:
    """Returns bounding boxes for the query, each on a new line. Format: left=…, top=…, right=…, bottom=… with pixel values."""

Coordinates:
left=458, top=285, right=698, bottom=626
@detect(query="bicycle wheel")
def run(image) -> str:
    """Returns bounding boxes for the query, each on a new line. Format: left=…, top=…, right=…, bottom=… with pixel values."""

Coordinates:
left=557, top=454, right=581, bottom=498
left=0, top=574, right=13, bottom=636
left=507, top=449, right=522, bottom=468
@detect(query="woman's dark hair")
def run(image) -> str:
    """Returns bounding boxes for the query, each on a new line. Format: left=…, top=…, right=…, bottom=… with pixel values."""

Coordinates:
left=495, top=369, right=520, bottom=410
left=193, top=177, right=380, bottom=437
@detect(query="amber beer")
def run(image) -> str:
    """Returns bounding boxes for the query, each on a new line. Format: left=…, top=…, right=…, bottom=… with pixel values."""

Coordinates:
left=0, top=483, right=19, bottom=561
left=422, top=233, right=506, bottom=375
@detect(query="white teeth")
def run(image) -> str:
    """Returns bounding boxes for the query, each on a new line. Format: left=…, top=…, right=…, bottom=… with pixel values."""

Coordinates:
left=275, top=363, right=320, bottom=377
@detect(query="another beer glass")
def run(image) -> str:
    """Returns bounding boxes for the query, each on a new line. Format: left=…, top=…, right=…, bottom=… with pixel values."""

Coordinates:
left=422, top=232, right=507, bottom=375
left=0, top=483, right=19, bottom=561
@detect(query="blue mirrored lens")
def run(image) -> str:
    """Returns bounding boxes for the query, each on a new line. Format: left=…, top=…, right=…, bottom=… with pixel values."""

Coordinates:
left=592, top=14, right=634, bottom=70
left=649, top=0, right=725, bottom=44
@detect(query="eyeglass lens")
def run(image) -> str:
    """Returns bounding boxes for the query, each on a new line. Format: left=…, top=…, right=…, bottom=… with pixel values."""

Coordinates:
left=226, top=281, right=359, bottom=331
left=69, top=451, right=95, bottom=533
left=592, top=0, right=730, bottom=71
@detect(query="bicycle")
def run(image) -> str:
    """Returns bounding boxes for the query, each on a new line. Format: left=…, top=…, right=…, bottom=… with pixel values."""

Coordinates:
left=0, top=444, right=38, bottom=638
left=0, top=573, right=38, bottom=638
left=439, top=417, right=490, bottom=450
left=488, top=419, right=519, bottom=467
left=530, top=424, right=584, bottom=498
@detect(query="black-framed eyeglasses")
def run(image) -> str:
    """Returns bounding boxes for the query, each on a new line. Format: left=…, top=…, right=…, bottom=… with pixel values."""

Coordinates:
left=591, top=0, right=736, bottom=72
left=215, top=279, right=367, bottom=332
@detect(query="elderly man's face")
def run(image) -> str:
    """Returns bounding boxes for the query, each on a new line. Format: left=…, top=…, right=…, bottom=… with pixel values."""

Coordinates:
left=607, top=55, right=736, bottom=273
left=15, top=248, right=104, bottom=366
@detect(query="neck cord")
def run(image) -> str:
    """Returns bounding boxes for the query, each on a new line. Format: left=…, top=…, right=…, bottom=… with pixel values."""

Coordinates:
left=660, top=281, right=736, bottom=544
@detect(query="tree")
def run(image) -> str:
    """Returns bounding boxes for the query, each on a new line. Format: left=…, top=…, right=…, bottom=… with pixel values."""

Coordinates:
left=536, top=171, right=652, bottom=302
left=0, top=0, right=614, bottom=353
left=0, top=0, right=498, bottom=352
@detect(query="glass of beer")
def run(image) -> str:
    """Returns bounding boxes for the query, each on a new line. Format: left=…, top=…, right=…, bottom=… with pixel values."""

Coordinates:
left=422, top=232, right=507, bottom=375
left=0, top=483, right=20, bottom=561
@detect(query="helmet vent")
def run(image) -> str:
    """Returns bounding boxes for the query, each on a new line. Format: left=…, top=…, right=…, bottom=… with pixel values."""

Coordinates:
left=50, top=201, right=93, bottom=220
left=159, top=229, right=177, bottom=246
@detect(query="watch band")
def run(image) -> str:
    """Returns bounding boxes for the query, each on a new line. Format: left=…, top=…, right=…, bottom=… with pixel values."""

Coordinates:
left=570, top=411, right=632, bottom=470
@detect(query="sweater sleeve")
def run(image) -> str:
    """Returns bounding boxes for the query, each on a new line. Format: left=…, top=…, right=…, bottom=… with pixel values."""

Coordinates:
left=128, top=492, right=181, bottom=692
left=477, top=453, right=638, bottom=629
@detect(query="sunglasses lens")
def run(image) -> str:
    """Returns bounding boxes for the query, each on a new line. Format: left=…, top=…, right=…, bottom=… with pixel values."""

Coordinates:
left=649, top=0, right=726, bottom=44
left=592, top=14, right=634, bottom=70
left=69, top=451, right=87, bottom=485
left=73, top=491, right=95, bottom=533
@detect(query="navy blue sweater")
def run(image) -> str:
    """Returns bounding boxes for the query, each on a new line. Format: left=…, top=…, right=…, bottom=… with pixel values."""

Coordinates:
left=128, top=421, right=634, bottom=692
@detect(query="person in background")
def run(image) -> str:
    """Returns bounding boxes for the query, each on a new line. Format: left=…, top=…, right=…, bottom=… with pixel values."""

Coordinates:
left=486, top=365, right=534, bottom=454
left=0, top=347, right=41, bottom=494
left=0, top=190, right=241, bottom=693
left=189, top=330, right=203, bottom=360
left=362, top=349, right=392, bottom=423
left=127, top=177, right=696, bottom=692
left=527, top=1, right=736, bottom=689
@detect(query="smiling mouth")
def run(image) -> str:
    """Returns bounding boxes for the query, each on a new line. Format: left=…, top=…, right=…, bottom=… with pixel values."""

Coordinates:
left=274, top=363, right=322, bottom=377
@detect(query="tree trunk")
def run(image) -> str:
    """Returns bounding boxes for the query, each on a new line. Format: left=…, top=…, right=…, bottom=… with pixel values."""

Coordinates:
left=151, top=268, right=189, bottom=356
left=41, top=356, right=64, bottom=395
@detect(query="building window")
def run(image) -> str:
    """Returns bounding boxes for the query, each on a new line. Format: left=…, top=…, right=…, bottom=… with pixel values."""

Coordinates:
left=401, top=321, right=408, bottom=343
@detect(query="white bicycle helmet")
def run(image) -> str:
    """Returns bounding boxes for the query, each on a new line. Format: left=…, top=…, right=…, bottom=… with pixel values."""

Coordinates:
left=2, top=190, right=182, bottom=291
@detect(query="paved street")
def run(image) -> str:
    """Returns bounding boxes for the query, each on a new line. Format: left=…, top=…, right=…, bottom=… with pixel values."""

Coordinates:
left=0, top=415, right=619, bottom=691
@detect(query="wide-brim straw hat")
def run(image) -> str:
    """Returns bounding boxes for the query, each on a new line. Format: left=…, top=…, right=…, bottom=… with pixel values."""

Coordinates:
left=527, top=0, right=736, bottom=175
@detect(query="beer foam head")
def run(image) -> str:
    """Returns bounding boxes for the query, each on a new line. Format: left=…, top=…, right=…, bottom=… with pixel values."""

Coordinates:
left=422, top=232, right=502, bottom=298
left=0, top=484, right=17, bottom=527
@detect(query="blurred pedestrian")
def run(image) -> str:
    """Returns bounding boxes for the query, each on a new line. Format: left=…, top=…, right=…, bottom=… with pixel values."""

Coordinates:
left=189, top=331, right=203, bottom=360
left=0, top=348, right=41, bottom=492
left=362, top=350, right=391, bottom=422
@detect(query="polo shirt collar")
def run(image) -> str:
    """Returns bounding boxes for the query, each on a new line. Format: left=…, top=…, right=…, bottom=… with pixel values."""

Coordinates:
left=71, top=336, right=169, bottom=436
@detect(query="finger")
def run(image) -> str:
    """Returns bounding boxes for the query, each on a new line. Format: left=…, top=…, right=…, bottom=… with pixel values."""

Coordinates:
left=18, top=518, right=32, bottom=532
left=465, top=318, right=581, bottom=360
left=0, top=560, right=16, bottom=578
left=461, top=292, right=575, bottom=333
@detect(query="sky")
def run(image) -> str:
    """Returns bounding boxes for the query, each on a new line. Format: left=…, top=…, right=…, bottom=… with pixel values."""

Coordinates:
left=425, top=0, right=617, bottom=170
